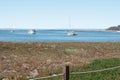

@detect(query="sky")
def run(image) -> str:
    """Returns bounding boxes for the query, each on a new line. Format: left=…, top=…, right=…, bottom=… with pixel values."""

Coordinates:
left=0, top=0, right=120, bottom=29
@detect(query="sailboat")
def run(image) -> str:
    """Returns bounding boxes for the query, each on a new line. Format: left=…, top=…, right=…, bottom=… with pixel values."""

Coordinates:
left=116, top=31, right=120, bottom=33
left=28, top=29, right=36, bottom=34
left=67, top=17, right=77, bottom=36
left=67, top=31, right=76, bottom=36
left=10, top=30, right=15, bottom=32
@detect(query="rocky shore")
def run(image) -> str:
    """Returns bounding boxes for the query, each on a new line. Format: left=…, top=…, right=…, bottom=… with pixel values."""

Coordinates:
left=107, top=25, right=120, bottom=31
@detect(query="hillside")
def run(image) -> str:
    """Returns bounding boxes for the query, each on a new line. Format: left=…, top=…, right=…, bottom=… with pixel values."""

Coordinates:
left=107, top=25, right=120, bottom=31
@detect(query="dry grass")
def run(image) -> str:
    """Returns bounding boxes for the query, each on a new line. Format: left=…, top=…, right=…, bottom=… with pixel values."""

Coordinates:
left=0, top=42, right=120, bottom=80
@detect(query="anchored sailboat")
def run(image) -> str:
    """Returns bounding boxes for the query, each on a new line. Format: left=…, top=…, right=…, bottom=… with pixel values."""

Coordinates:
left=67, top=31, right=76, bottom=36
left=28, top=29, right=36, bottom=34
left=67, top=17, right=77, bottom=36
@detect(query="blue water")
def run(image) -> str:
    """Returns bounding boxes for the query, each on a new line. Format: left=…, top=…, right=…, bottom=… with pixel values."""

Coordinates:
left=0, top=30, right=120, bottom=42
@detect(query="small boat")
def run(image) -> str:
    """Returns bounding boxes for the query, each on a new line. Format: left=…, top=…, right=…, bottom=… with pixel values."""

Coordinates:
left=116, top=31, right=120, bottom=33
left=10, top=30, right=15, bottom=32
left=67, top=31, right=77, bottom=36
left=67, top=17, right=77, bottom=36
left=28, top=30, right=36, bottom=34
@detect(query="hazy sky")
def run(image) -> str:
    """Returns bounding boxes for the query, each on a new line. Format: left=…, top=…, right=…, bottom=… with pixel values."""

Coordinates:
left=0, top=0, right=120, bottom=29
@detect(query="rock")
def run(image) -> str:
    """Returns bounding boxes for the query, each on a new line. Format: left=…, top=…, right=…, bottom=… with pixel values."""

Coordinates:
left=51, top=44, right=56, bottom=48
left=22, top=63, right=30, bottom=69
left=63, top=62, right=72, bottom=66
left=1, top=56, right=7, bottom=60
left=52, top=74, right=57, bottom=76
left=29, top=69, right=39, bottom=77
left=46, top=59, right=52, bottom=64
left=3, top=69, right=17, bottom=73
left=37, top=43, right=43, bottom=47
left=2, top=78, right=9, bottom=80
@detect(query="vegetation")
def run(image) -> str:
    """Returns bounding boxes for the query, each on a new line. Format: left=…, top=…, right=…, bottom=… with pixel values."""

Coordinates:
left=38, top=58, right=120, bottom=80
left=0, top=42, right=120, bottom=80
left=70, top=58, right=120, bottom=80
left=107, top=25, right=120, bottom=31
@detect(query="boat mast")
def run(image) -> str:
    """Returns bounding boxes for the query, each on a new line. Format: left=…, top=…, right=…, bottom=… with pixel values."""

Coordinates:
left=69, top=17, right=71, bottom=29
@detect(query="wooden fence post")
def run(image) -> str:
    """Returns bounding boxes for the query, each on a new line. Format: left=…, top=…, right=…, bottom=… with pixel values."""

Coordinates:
left=63, top=65, right=69, bottom=80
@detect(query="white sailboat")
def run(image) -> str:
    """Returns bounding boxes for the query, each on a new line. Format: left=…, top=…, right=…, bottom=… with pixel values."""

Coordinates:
left=67, top=17, right=77, bottom=36
left=116, top=31, right=120, bottom=33
left=10, top=30, right=14, bottom=32
left=67, top=31, right=76, bottom=36
left=28, top=29, right=36, bottom=34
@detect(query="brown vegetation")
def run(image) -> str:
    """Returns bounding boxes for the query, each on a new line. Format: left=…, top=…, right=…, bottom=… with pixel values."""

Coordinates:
left=0, top=42, right=120, bottom=80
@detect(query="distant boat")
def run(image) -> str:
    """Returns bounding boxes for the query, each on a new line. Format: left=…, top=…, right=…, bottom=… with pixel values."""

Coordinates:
left=67, top=17, right=77, bottom=36
left=28, top=30, right=36, bottom=34
left=116, top=31, right=120, bottom=32
left=67, top=31, right=77, bottom=36
left=10, top=30, right=15, bottom=32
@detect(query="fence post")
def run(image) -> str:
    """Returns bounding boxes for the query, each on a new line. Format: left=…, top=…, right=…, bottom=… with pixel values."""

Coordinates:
left=63, top=65, right=69, bottom=80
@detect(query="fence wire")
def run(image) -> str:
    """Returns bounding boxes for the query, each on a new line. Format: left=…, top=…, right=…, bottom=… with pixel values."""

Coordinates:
left=29, top=73, right=63, bottom=80
left=71, top=65, right=120, bottom=75
left=29, top=65, right=120, bottom=80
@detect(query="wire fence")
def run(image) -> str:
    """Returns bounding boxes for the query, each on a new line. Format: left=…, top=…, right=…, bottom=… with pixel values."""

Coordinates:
left=29, top=73, right=63, bottom=80
left=71, top=65, right=120, bottom=75
left=29, top=65, right=120, bottom=80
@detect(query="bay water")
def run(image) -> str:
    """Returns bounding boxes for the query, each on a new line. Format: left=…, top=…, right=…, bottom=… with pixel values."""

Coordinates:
left=0, top=30, right=120, bottom=42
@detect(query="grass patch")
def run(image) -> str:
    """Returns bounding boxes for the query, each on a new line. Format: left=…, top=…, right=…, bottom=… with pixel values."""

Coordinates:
left=38, top=59, right=120, bottom=80
left=71, top=58, right=120, bottom=80
left=64, top=48, right=80, bottom=54
left=29, top=58, right=120, bottom=80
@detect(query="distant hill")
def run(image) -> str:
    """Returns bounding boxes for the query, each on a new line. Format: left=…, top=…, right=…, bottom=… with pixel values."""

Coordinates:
left=107, top=25, right=120, bottom=31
